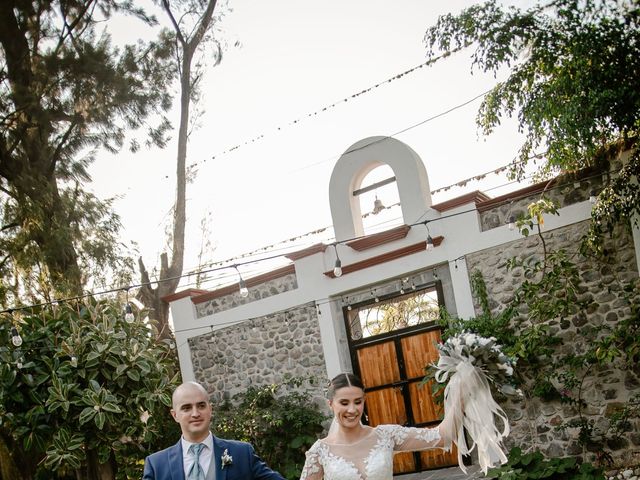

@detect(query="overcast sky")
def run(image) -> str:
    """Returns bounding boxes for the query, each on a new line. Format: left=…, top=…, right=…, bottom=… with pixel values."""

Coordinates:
left=89, top=0, right=529, bottom=289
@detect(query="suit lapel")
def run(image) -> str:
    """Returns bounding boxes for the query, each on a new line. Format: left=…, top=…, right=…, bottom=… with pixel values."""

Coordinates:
left=168, top=440, right=186, bottom=480
left=212, top=436, right=227, bottom=480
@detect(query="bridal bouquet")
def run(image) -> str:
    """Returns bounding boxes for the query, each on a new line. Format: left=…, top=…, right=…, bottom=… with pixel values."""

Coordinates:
left=433, top=331, right=518, bottom=474
left=436, top=332, right=520, bottom=396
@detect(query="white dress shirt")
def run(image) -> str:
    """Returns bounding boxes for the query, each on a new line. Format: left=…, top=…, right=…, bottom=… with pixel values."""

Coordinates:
left=181, top=432, right=214, bottom=479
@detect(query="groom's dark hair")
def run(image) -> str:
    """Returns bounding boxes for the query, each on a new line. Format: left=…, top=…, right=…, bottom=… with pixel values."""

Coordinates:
left=327, top=372, right=364, bottom=399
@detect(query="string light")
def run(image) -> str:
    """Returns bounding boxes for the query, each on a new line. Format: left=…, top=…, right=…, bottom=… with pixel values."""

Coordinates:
left=70, top=355, right=78, bottom=368
left=424, top=222, right=434, bottom=252
left=589, top=189, right=597, bottom=204
left=333, top=244, right=343, bottom=277
left=124, top=303, right=135, bottom=324
left=0, top=167, right=610, bottom=318
left=207, top=51, right=463, bottom=162
left=10, top=326, right=23, bottom=347
left=507, top=215, right=516, bottom=231
left=235, top=266, right=249, bottom=298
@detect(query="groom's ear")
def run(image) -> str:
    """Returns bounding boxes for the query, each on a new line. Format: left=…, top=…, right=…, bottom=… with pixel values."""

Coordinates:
left=170, top=408, right=178, bottom=422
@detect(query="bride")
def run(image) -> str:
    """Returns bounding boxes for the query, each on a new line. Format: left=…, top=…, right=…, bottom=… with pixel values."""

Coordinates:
left=300, top=371, right=507, bottom=480
left=299, top=373, right=448, bottom=480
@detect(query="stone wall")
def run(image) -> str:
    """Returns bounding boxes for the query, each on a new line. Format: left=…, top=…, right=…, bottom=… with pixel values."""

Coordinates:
left=478, top=174, right=605, bottom=231
left=466, top=220, right=640, bottom=464
left=189, top=302, right=326, bottom=405
left=195, top=272, right=298, bottom=317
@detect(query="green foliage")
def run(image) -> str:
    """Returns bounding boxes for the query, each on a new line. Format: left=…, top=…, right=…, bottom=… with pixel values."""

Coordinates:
left=486, top=447, right=605, bottom=480
left=0, top=300, right=180, bottom=479
left=431, top=190, right=640, bottom=460
left=424, top=0, right=640, bottom=179
left=212, top=377, right=329, bottom=480
left=0, top=0, right=175, bottom=296
left=438, top=270, right=516, bottom=346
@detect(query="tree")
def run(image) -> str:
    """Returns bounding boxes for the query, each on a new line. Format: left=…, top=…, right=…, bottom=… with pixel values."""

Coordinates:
left=138, top=0, right=226, bottom=338
left=0, top=0, right=174, bottom=299
left=423, top=0, right=640, bottom=239
left=0, top=300, right=180, bottom=480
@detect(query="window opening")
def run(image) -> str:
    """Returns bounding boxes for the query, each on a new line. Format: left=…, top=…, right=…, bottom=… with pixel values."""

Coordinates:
left=346, top=285, right=441, bottom=341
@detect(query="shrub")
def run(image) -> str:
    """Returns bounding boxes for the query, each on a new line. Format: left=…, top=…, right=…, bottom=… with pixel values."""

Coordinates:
left=486, top=447, right=605, bottom=480
left=212, top=376, right=328, bottom=480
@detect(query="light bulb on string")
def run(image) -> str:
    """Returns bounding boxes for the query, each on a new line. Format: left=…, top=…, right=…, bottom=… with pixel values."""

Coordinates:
left=424, top=222, right=434, bottom=251
left=10, top=326, right=22, bottom=347
left=70, top=356, right=78, bottom=368
left=507, top=215, right=515, bottom=231
left=16, top=357, right=23, bottom=369
left=124, top=303, right=135, bottom=324
left=333, top=244, right=342, bottom=277
left=589, top=189, right=597, bottom=204
left=235, top=266, right=249, bottom=297
left=239, top=278, right=249, bottom=297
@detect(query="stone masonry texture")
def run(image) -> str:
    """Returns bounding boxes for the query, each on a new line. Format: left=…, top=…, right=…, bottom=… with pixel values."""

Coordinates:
left=466, top=219, right=640, bottom=465
left=189, top=301, right=326, bottom=405
left=195, top=272, right=298, bottom=318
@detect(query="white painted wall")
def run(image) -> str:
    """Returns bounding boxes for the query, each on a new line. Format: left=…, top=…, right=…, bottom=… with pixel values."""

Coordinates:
left=167, top=139, right=637, bottom=382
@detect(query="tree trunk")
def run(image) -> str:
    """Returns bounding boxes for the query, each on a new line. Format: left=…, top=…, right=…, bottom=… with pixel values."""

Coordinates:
left=139, top=0, right=218, bottom=338
left=82, top=449, right=116, bottom=480
left=0, top=434, right=23, bottom=480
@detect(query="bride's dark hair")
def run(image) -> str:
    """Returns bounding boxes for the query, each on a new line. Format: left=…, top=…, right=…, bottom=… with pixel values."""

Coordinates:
left=327, top=372, right=364, bottom=399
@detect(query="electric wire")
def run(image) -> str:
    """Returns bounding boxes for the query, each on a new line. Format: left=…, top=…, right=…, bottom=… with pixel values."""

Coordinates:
left=0, top=165, right=609, bottom=317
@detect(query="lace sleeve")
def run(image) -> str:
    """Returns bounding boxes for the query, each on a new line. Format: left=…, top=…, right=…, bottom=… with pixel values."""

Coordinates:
left=300, top=441, right=324, bottom=480
left=377, top=424, right=444, bottom=452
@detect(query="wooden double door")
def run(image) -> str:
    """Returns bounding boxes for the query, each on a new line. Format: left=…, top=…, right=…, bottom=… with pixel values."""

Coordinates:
left=350, top=325, right=458, bottom=474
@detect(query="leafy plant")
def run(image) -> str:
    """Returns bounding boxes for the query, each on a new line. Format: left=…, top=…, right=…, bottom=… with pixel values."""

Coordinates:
left=486, top=447, right=605, bottom=480
left=0, top=300, right=180, bottom=480
left=212, top=376, right=328, bottom=480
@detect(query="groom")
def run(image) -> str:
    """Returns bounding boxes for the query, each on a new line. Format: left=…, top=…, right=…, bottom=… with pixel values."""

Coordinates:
left=143, top=381, right=285, bottom=480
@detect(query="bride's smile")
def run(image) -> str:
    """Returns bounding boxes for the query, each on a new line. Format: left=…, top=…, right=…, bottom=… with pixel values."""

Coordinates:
left=329, top=386, right=365, bottom=430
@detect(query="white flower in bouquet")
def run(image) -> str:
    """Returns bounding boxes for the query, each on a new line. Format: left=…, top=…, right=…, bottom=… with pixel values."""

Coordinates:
left=433, top=330, right=517, bottom=474
left=436, top=331, right=519, bottom=396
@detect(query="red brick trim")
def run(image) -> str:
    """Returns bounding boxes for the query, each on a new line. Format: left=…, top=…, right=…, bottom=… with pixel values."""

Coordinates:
left=284, top=243, right=328, bottom=261
left=346, top=225, right=412, bottom=251
left=476, top=179, right=557, bottom=212
left=324, top=236, right=444, bottom=278
left=191, top=264, right=296, bottom=304
left=161, top=288, right=210, bottom=304
left=432, top=191, right=492, bottom=212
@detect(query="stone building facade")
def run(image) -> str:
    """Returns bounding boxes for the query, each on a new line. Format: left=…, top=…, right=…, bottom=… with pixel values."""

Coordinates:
left=189, top=301, right=326, bottom=404
left=467, top=220, right=640, bottom=463
left=166, top=137, right=640, bottom=470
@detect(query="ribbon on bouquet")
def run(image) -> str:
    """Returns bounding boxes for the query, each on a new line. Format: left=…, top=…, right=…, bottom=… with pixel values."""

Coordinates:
left=435, top=347, right=510, bottom=474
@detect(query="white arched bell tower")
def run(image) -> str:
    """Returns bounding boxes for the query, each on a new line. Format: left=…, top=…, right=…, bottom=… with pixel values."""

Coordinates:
left=329, top=136, right=433, bottom=242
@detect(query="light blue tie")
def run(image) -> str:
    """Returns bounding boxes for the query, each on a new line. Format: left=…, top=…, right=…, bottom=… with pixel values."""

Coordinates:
left=187, top=443, right=206, bottom=480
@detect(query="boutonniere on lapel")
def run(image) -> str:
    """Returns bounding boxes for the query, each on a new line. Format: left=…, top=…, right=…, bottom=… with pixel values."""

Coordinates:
left=221, top=448, right=233, bottom=469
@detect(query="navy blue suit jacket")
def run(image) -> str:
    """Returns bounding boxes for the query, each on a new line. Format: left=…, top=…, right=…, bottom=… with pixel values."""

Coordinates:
left=142, top=435, right=285, bottom=480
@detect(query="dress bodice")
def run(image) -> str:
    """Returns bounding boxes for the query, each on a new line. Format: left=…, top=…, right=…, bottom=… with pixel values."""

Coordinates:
left=300, top=425, right=442, bottom=480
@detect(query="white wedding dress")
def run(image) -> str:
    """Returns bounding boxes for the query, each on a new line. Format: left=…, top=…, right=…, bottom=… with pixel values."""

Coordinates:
left=299, top=424, right=442, bottom=480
